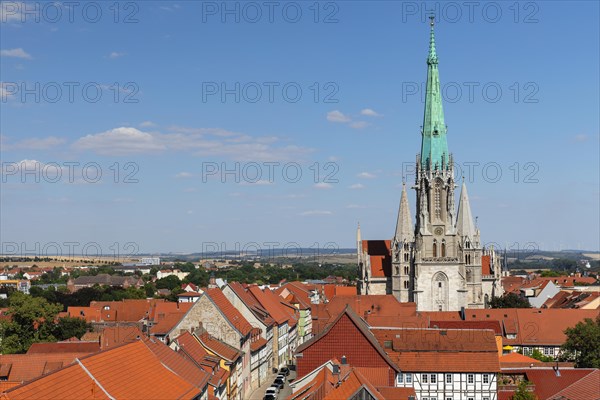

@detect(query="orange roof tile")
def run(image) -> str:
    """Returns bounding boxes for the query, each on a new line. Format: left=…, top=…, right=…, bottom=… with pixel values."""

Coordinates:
left=197, top=332, right=242, bottom=363
left=248, top=286, right=289, bottom=325
left=362, top=240, right=391, bottom=278
left=250, top=337, right=268, bottom=352
left=375, top=386, right=417, bottom=399
left=26, top=342, right=99, bottom=354
left=481, top=255, right=491, bottom=275
left=323, top=369, right=385, bottom=400
left=0, top=353, right=89, bottom=383
left=206, top=288, right=253, bottom=336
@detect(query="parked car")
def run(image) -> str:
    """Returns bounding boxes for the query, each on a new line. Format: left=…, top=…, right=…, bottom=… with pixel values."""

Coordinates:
left=279, top=367, right=290, bottom=376
left=266, top=387, right=278, bottom=396
left=273, top=378, right=285, bottom=389
left=264, top=395, right=276, bottom=400
left=276, top=374, right=285, bottom=381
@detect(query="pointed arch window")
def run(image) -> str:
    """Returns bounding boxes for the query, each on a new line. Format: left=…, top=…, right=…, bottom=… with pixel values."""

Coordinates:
left=441, top=240, right=446, bottom=257
left=433, top=240, right=438, bottom=258
left=404, top=253, right=409, bottom=262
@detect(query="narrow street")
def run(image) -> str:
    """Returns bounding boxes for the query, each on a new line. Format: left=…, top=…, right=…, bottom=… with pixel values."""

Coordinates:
left=247, top=370, right=297, bottom=400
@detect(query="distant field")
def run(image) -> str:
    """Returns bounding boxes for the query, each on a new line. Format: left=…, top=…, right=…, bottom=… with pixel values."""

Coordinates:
left=583, top=253, right=600, bottom=260
left=0, top=255, right=137, bottom=269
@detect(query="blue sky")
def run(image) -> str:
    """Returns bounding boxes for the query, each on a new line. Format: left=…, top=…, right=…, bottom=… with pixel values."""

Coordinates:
left=1, top=1, right=599, bottom=256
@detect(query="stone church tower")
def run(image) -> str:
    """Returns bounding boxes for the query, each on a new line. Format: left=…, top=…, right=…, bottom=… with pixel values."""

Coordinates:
left=357, top=18, right=503, bottom=311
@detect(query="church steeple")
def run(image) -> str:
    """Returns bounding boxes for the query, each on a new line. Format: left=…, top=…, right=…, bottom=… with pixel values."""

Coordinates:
left=456, top=181, right=477, bottom=240
left=394, top=183, right=414, bottom=242
left=420, top=16, right=449, bottom=170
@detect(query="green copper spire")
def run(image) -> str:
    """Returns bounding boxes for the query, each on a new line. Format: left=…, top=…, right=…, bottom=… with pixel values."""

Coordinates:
left=420, top=16, right=449, bottom=170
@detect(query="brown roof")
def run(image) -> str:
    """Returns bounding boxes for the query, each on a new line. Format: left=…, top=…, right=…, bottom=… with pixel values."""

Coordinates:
left=26, top=342, right=99, bottom=354
left=429, top=320, right=502, bottom=335
left=465, top=308, right=600, bottom=345
left=250, top=337, right=268, bottom=352
left=197, top=332, right=242, bottom=363
left=500, top=368, right=600, bottom=400
left=373, top=328, right=500, bottom=373
left=481, top=255, right=491, bottom=275
left=206, top=288, right=253, bottom=336
left=150, top=312, right=186, bottom=336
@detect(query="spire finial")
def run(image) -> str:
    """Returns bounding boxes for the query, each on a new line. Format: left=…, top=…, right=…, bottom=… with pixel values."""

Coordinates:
left=428, top=15, right=438, bottom=65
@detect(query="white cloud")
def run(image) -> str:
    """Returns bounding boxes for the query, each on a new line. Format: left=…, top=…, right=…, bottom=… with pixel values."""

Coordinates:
left=72, top=127, right=166, bottom=155
left=360, top=108, right=382, bottom=117
left=349, top=183, right=365, bottom=190
left=109, top=52, right=126, bottom=59
left=349, top=121, right=369, bottom=129
left=175, top=172, right=193, bottom=178
left=357, top=172, right=376, bottom=179
left=327, top=110, right=351, bottom=123
left=71, top=126, right=313, bottom=162
left=1, top=48, right=32, bottom=59
left=573, top=134, right=589, bottom=142
left=140, top=121, right=157, bottom=128
left=300, top=210, right=333, bottom=216
left=314, top=182, right=332, bottom=189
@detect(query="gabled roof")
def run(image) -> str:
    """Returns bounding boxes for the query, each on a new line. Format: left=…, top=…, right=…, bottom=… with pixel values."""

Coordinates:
left=248, top=286, right=289, bottom=325
left=500, top=368, right=600, bottom=400
left=227, top=282, right=274, bottom=326
left=375, top=386, right=417, bottom=399
left=205, top=288, right=253, bottom=336
left=3, top=340, right=204, bottom=400
left=323, top=369, right=385, bottom=400
left=296, top=306, right=400, bottom=374
left=81, top=325, right=143, bottom=350
left=197, top=332, right=242, bottom=363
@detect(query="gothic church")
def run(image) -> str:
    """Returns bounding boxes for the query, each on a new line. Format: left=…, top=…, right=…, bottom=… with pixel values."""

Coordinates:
left=357, top=19, right=503, bottom=311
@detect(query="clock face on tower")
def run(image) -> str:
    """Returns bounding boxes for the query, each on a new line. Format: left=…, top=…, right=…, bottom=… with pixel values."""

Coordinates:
left=434, top=227, right=443, bottom=236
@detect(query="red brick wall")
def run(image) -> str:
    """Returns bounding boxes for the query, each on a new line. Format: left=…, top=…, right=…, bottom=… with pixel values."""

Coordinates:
left=296, top=314, right=395, bottom=385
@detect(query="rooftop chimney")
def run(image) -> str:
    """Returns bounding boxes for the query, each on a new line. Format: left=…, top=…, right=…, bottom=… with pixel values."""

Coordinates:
left=341, top=355, right=347, bottom=365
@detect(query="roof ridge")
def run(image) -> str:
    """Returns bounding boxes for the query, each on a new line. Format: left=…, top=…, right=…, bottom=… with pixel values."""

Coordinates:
left=75, top=358, right=116, bottom=400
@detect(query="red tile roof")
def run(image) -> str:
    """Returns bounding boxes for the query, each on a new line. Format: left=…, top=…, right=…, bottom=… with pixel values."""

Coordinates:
left=0, top=353, right=89, bottom=383
left=323, top=369, right=385, bottom=400
left=3, top=340, right=205, bottom=400
left=228, top=282, right=275, bottom=326
left=362, top=240, right=391, bottom=278
left=197, top=332, right=242, bottom=363
left=481, top=255, right=491, bottom=275
left=373, top=328, right=500, bottom=373
left=429, top=320, right=502, bottom=335
left=206, top=288, right=253, bottom=336
left=250, top=337, right=268, bottom=352
left=465, top=308, right=600, bottom=346
left=26, top=342, right=99, bottom=354
left=248, top=286, right=289, bottom=325
left=500, top=368, right=599, bottom=400
left=375, top=386, right=417, bottom=399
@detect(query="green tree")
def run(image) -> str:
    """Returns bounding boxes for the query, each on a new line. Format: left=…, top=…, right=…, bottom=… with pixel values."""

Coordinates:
left=0, top=292, right=62, bottom=354
left=489, top=293, right=531, bottom=309
left=511, top=380, right=537, bottom=400
left=560, top=315, right=600, bottom=368
left=52, top=317, right=90, bottom=341
left=528, top=349, right=554, bottom=362
left=155, top=275, right=181, bottom=290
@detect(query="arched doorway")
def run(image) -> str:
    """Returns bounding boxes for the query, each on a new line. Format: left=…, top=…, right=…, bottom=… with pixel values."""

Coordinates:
left=433, top=272, right=449, bottom=311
